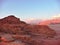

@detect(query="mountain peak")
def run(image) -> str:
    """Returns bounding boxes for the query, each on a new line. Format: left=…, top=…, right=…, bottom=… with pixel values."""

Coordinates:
left=0, top=15, right=20, bottom=24
left=4, top=15, right=19, bottom=20
left=7, top=15, right=16, bottom=17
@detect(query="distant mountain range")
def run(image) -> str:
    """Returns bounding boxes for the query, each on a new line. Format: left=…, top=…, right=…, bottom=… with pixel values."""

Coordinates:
left=24, top=17, right=60, bottom=25
left=39, top=18, right=60, bottom=25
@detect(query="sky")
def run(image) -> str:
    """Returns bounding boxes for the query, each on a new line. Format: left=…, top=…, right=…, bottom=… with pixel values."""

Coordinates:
left=0, top=0, right=60, bottom=20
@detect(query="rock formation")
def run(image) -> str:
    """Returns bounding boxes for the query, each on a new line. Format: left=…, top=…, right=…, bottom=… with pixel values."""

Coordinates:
left=0, top=15, right=56, bottom=45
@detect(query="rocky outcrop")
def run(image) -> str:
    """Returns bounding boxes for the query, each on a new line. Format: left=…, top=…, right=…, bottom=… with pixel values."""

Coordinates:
left=0, top=15, right=27, bottom=34
left=23, top=25, right=56, bottom=38
left=0, top=15, right=56, bottom=45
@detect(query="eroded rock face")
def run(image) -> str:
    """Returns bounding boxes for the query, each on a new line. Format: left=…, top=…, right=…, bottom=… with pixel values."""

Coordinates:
left=0, top=15, right=56, bottom=45
left=23, top=25, right=56, bottom=38
left=0, top=15, right=27, bottom=34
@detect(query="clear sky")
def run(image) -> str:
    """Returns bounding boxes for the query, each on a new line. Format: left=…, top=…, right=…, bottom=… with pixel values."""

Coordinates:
left=0, top=0, right=60, bottom=20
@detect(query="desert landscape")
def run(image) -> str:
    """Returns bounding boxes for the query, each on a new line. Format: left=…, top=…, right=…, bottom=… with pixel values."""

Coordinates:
left=0, top=15, right=60, bottom=45
left=0, top=0, right=60, bottom=45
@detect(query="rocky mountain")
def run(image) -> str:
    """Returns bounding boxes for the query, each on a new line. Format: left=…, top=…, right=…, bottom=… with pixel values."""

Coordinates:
left=0, top=15, right=56, bottom=45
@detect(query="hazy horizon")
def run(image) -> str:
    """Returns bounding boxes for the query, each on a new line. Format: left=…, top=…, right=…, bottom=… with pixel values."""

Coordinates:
left=0, top=0, right=60, bottom=20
